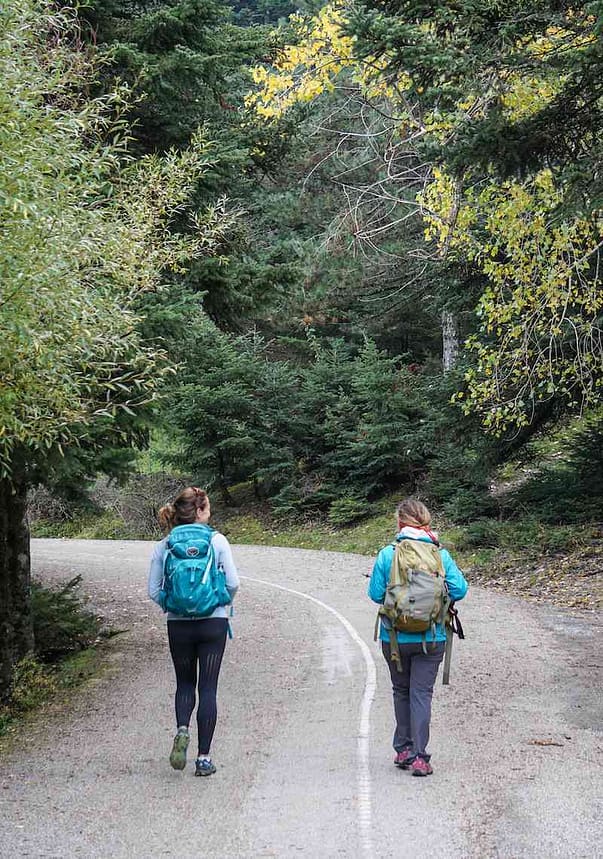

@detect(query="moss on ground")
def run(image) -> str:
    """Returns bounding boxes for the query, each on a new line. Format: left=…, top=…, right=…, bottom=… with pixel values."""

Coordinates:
left=0, top=647, right=105, bottom=742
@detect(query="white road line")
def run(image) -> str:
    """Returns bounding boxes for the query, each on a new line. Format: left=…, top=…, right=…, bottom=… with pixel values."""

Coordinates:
left=241, top=575, right=377, bottom=859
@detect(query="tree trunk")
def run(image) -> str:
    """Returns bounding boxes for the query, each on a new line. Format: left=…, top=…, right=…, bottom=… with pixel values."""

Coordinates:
left=215, top=450, right=233, bottom=506
left=442, top=309, right=459, bottom=371
left=0, top=474, right=34, bottom=700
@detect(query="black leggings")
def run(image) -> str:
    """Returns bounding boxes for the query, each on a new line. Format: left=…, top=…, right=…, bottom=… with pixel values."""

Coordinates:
left=167, top=618, right=228, bottom=756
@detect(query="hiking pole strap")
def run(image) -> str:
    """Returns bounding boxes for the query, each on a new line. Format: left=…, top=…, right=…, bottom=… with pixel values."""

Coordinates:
left=442, top=625, right=453, bottom=686
left=448, top=604, right=465, bottom=639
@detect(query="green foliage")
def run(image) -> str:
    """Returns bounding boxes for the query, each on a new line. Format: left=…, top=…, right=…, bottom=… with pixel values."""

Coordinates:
left=0, top=647, right=104, bottom=738
left=452, top=518, right=596, bottom=557
left=249, top=0, right=602, bottom=429
left=349, top=0, right=602, bottom=187
left=502, top=409, right=603, bottom=524
left=327, top=496, right=373, bottom=526
left=0, top=575, right=104, bottom=733
left=31, top=513, right=133, bottom=541
left=347, top=0, right=603, bottom=427
left=82, top=0, right=307, bottom=328
left=1, top=656, right=57, bottom=716
left=163, top=318, right=281, bottom=498
left=400, top=369, right=500, bottom=520
left=162, top=324, right=503, bottom=515
left=229, top=0, right=298, bottom=25
left=83, top=0, right=265, bottom=152
left=0, top=1, right=227, bottom=482
left=31, top=577, right=103, bottom=663
left=9, top=0, right=598, bottom=551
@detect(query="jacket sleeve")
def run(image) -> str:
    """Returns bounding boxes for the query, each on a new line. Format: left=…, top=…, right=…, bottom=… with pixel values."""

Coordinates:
left=368, top=547, right=392, bottom=605
left=212, top=533, right=240, bottom=602
left=148, top=539, right=167, bottom=608
left=440, top=549, right=469, bottom=602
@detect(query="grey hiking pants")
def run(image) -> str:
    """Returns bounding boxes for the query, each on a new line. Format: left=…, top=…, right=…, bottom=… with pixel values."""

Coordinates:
left=382, top=640, right=445, bottom=761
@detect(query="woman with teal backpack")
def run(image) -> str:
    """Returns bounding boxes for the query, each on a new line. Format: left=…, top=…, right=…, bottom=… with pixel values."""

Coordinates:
left=148, top=486, right=239, bottom=776
left=369, top=498, right=468, bottom=776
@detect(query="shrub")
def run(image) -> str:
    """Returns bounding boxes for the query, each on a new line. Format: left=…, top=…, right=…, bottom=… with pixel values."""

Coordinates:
left=458, top=519, right=502, bottom=549
left=327, top=496, right=373, bottom=526
left=31, top=576, right=102, bottom=662
left=442, top=488, right=500, bottom=523
left=0, top=580, right=106, bottom=736
left=501, top=409, right=603, bottom=524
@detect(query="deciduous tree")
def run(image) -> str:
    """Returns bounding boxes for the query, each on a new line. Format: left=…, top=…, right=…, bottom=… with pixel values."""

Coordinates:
left=0, top=0, right=228, bottom=695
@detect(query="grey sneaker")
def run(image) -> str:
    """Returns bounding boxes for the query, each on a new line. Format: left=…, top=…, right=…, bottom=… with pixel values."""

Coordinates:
left=195, top=757, right=216, bottom=777
left=169, top=729, right=189, bottom=771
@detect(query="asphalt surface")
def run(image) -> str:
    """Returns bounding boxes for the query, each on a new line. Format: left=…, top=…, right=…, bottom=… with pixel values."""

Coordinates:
left=0, top=538, right=601, bottom=859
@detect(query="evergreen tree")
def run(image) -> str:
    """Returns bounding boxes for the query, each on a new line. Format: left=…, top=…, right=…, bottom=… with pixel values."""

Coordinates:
left=163, top=319, right=292, bottom=500
left=82, top=0, right=307, bottom=327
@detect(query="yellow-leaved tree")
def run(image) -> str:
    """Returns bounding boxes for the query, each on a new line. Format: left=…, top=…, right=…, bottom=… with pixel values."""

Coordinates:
left=246, top=1, right=602, bottom=431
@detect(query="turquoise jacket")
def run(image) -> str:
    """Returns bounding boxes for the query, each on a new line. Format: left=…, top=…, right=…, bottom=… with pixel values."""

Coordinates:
left=368, top=531, right=468, bottom=644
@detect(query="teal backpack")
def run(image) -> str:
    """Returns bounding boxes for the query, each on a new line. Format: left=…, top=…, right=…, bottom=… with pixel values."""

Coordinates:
left=160, top=524, right=231, bottom=617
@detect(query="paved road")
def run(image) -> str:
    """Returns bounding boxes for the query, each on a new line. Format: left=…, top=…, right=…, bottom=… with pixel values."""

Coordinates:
left=0, top=539, right=601, bottom=858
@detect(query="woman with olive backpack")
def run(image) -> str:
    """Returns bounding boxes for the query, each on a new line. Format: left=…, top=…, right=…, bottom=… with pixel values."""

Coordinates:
left=369, top=498, right=468, bottom=776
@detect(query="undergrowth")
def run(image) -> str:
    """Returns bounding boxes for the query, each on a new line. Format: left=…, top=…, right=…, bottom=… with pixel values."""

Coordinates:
left=0, top=578, right=106, bottom=740
left=31, top=479, right=600, bottom=560
left=0, top=650, right=103, bottom=740
left=29, top=415, right=602, bottom=616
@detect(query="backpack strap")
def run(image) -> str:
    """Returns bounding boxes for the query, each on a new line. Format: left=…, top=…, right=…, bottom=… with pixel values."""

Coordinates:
left=419, top=623, right=441, bottom=655
left=162, top=541, right=173, bottom=585
left=375, top=611, right=404, bottom=673
left=389, top=632, right=403, bottom=672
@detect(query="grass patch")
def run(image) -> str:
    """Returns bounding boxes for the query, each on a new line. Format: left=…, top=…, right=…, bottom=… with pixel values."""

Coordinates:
left=55, top=647, right=105, bottom=689
left=215, top=493, right=399, bottom=556
left=32, top=511, right=142, bottom=540
left=0, top=648, right=105, bottom=740
left=452, top=518, right=598, bottom=556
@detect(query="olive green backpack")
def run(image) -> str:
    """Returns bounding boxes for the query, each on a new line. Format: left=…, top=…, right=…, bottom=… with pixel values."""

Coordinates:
left=375, top=539, right=451, bottom=672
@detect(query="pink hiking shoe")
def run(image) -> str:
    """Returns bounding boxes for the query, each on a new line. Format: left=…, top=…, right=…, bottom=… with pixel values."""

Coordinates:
left=411, top=756, right=433, bottom=777
left=394, top=748, right=414, bottom=769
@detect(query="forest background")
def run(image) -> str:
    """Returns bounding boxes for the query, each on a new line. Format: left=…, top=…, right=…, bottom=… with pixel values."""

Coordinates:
left=1, top=0, right=601, bottom=698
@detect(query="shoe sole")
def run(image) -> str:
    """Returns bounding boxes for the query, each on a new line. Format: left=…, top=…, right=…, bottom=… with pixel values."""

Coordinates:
left=411, top=769, right=433, bottom=776
left=169, top=735, right=189, bottom=770
left=394, top=762, right=411, bottom=769
left=195, top=767, right=216, bottom=777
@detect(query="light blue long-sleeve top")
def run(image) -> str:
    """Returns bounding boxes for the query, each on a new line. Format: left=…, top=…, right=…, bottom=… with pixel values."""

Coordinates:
left=368, top=528, right=468, bottom=644
left=148, top=531, right=240, bottom=620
